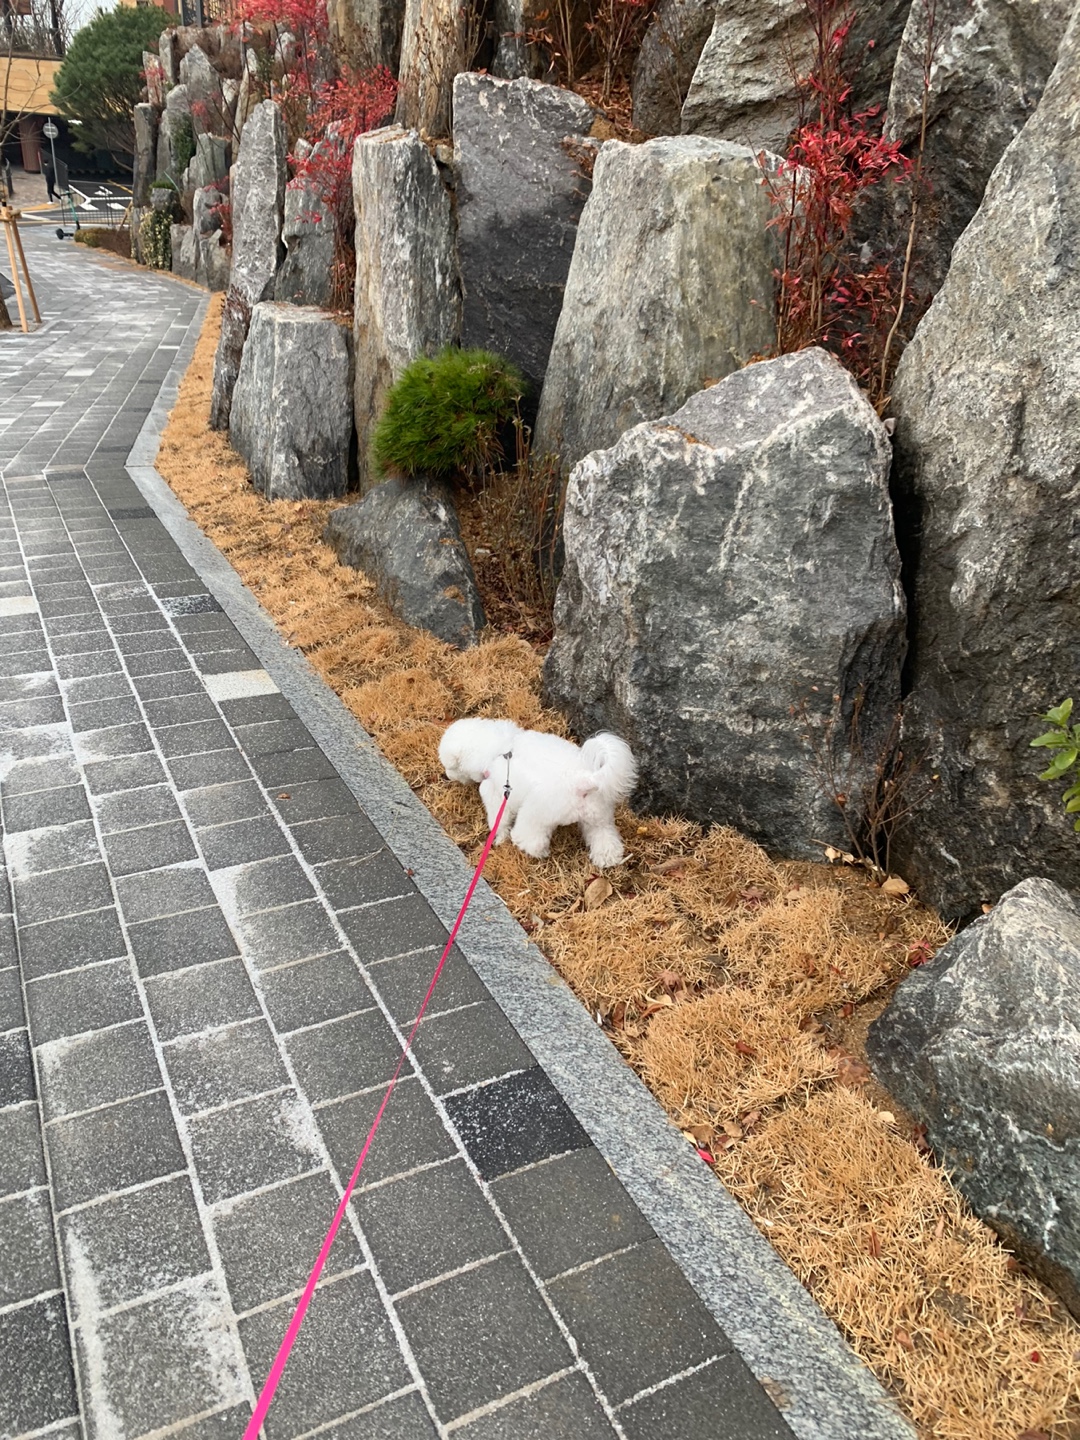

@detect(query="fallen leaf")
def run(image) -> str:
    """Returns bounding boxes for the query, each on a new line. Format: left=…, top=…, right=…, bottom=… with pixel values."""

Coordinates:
left=866, top=1226, right=883, bottom=1258
left=610, top=1001, right=627, bottom=1030
left=913, top=1124, right=933, bottom=1156
left=894, top=1327, right=915, bottom=1352
left=276, top=792, right=291, bottom=800
left=740, top=885, right=767, bottom=904
left=656, top=968, right=684, bottom=990
left=651, top=856, right=694, bottom=876
left=734, top=1040, right=758, bottom=1058
left=688, top=1123, right=714, bottom=1146
left=584, top=876, right=613, bottom=910
left=721, top=1119, right=744, bottom=1141
left=695, top=1147, right=715, bottom=1164
left=784, top=887, right=804, bottom=900
left=1016, top=1431, right=1050, bottom=1440
left=934, top=1215, right=946, bottom=1241
left=741, top=1109, right=762, bottom=1131
left=835, top=1053, right=871, bottom=1088
left=639, top=995, right=675, bottom=1019
left=881, top=875, right=910, bottom=897
left=1028, top=1351, right=1042, bottom=1364
left=877, top=1111, right=896, bottom=1125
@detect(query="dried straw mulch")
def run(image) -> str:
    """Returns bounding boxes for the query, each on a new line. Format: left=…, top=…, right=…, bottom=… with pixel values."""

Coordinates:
left=156, top=294, right=1080, bottom=1440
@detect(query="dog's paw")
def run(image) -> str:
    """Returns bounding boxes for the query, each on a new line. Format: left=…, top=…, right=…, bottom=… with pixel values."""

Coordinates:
left=588, top=837, right=625, bottom=868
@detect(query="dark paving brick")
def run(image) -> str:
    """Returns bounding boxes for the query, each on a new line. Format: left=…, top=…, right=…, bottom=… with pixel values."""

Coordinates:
left=74, top=720, right=154, bottom=759
left=237, top=899, right=342, bottom=970
left=133, top=667, right=205, bottom=701
left=247, top=745, right=339, bottom=789
left=95, top=783, right=184, bottom=833
left=37, top=1021, right=161, bottom=1121
left=0, top=963, right=22, bottom=1031
left=291, top=812, right=384, bottom=867
left=324, top=1392, right=439, bottom=1439
left=197, top=647, right=261, bottom=674
left=25, top=959, right=143, bottom=1043
left=214, top=1169, right=364, bottom=1314
left=286, top=1009, right=403, bottom=1105
left=397, top=1253, right=571, bottom=1422
left=103, top=819, right=199, bottom=876
left=492, top=1148, right=654, bottom=1281
left=269, top=777, right=358, bottom=826
left=180, top=780, right=268, bottom=828
left=319, top=1077, right=458, bottom=1188
left=197, top=815, right=291, bottom=870
left=238, top=1273, right=411, bottom=1437
left=7, top=818, right=100, bottom=874
left=619, top=1353, right=794, bottom=1440
left=0, top=1103, right=47, bottom=1195
left=371, top=945, right=488, bottom=1026
left=410, top=1002, right=534, bottom=1097
left=54, top=648, right=123, bottom=679
left=83, top=752, right=168, bottom=794
left=356, top=1159, right=507, bottom=1295
left=18, top=906, right=128, bottom=980
left=0, top=693, right=66, bottom=725
left=0, top=1189, right=61, bottom=1306
left=259, top=951, right=374, bottom=1034
left=143, top=691, right=219, bottom=728
left=315, top=852, right=414, bottom=910
left=457, top=1372, right=617, bottom=1440
left=47, top=1090, right=184, bottom=1210
left=59, top=1175, right=211, bottom=1315
left=0, top=1295, right=77, bottom=1436
left=2, top=782, right=91, bottom=831
left=0, top=1027, right=36, bottom=1106
left=547, top=1240, right=728, bottom=1405
left=124, top=646, right=192, bottom=678
left=187, top=1090, right=324, bottom=1204
left=445, top=1069, right=591, bottom=1182
left=68, top=695, right=143, bottom=732
left=115, top=864, right=217, bottom=923
left=168, top=748, right=254, bottom=791
left=0, top=753, right=80, bottom=795
left=217, top=693, right=294, bottom=726
left=157, top=718, right=234, bottom=758
left=71, top=1278, right=245, bottom=1437
left=145, top=957, right=263, bottom=1042
left=214, top=855, right=314, bottom=917
left=0, top=911, right=15, bottom=965
left=128, top=904, right=239, bottom=977
left=339, top=893, right=450, bottom=964
left=164, top=1019, right=290, bottom=1115
left=14, top=860, right=113, bottom=924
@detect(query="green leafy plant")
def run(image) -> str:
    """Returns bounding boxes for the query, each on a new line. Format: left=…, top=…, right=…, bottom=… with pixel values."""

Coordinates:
left=372, top=348, right=525, bottom=484
left=172, top=114, right=196, bottom=176
left=138, top=208, right=172, bottom=271
left=1031, top=699, right=1080, bottom=830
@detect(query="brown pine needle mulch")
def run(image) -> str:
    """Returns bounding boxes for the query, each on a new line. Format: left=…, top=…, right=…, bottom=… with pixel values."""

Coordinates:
left=156, top=294, right=1080, bottom=1440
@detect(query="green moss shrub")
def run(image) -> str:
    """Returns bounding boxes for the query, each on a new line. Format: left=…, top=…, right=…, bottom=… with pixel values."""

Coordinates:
left=371, top=347, right=525, bottom=483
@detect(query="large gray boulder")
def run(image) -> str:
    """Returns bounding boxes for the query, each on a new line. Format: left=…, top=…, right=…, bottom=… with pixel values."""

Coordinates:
left=325, top=480, right=485, bottom=647
left=187, top=132, right=231, bottom=192
left=180, top=41, right=226, bottom=135
left=328, top=0, right=406, bottom=70
left=352, top=125, right=460, bottom=487
left=544, top=348, right=905, bottom=854
left=159, top=28, right=179, bottom=87
left=867, top=878, right=1080, bottom=1320
left=170, top=223, right=198, bottom=281
left=632, top=0, right=716, bottom=137
left=889, top=6, right=1080, bottom=918
left=156, top=84, right=191, bottom=182
left=228, top=99, right=287, bottom=306
left=882, top=0, right=1072, bottom=294
left=276, top=176, right=336, bottom=309
left=230, top=303, right=354, bottom=500
left=681, top=0, right=910, bottom=150
left=193, top=186, right=229, bottom=292
left=533, top=135, right=777, bottom=476
left=209, top=100, right=287, bottom=430
left=144, top=51, right=164, bottom=107
left=454, top=73, right=594, bottom=413
left=133, top=103, right=158, bottom=207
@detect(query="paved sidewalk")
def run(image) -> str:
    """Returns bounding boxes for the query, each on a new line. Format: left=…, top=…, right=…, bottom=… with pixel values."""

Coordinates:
left=0, top=237, right=813, bottom=1439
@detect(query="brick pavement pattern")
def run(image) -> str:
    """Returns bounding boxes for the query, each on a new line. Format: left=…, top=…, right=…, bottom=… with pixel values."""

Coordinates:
left=0, top=233, right=794, bottom=1439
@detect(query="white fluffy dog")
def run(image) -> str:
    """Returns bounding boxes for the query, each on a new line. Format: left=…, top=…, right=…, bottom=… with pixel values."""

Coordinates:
left=439, top=717, right=637, bottom=868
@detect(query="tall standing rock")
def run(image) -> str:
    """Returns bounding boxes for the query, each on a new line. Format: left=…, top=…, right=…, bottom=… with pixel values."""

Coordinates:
left=180, top=41, right=227, bottom=135
left=454, top=73, right=594, bottom=413
left=490, top=0, right=548, bottom=80
left=159, top=28, right=179, bottom=88
left=328, top=0, right=406, bottom=71
left=882, top=0, right=1072, bottom=293
left=133, top=103, right=159, bottom=207
left=632, top=0, right=717, bottom=137
left=867, top=878, right=1080, bottom=1320
left=533, top=135, right=777, bottom=475
left=209, top=100, right=287, bottom=430
left=352, top=125, right=460, bottom=486
left=276, top=173, right=336, bottom=309
left=889, top=5, right=1080, bottom=917
left=395, top=0, right=471, bottom=136
left=681, top=0, right=910, bottom=150
left=544, top=349, right=905, bottom=855
left=230, top=304, right=354, bottom=501
left=156, top=84, right=191, bottom=182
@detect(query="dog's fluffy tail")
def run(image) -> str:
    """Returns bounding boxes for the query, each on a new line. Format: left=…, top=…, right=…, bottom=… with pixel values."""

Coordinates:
left=579, top=733, right=637, bottom=805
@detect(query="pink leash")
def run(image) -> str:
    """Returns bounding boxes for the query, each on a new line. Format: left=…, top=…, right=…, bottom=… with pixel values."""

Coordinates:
left=243, top=787, right=510, bottom=1439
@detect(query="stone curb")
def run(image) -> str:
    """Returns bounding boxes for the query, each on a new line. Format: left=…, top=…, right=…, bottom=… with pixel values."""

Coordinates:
left=125, top=301, right=915, bottom=1440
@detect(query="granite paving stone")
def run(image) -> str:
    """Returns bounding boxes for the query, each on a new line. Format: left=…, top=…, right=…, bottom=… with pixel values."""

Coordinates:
left=0, top=229, right=803, bottom=1440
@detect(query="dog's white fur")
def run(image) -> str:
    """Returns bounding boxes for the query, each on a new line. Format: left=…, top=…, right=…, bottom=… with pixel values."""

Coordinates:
left=438, top=717, right=637, bottom=867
